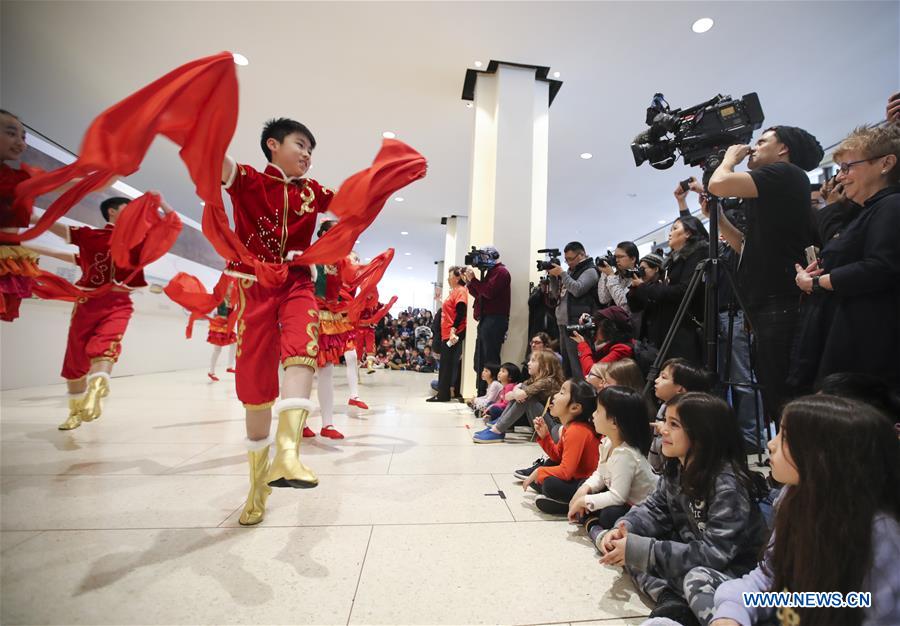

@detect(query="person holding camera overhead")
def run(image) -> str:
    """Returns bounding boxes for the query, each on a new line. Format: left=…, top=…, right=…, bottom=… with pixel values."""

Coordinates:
left=597, top=241, right=640, bottom=314
left=547, top=242, right=600, bottom=380
left=464, top=246, right=511, bottom=397
left=626, top=217, right=709, bottom=366
left=707, top=125, right=823, bottom=425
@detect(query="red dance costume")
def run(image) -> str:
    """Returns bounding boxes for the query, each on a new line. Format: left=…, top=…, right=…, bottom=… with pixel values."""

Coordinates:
left=61, top=225, right=146, bottom=380
left=0, top=163, right=37, bottom=321
left=225, top=163, right=333, bottom=409
left=315, top=257, right=357, bottom=367
left=207, top=302, right=237, bottom=346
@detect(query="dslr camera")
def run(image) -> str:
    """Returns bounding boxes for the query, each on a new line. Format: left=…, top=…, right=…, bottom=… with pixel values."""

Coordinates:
left=536, top=248, right=561, bottom=272
left=464, top=246, right=499, bottom=270
left=565, top=320, right=596, bottom=338
left=631, top=92, right=765, bottom=170
left=595, top=250, right=616, bottom=269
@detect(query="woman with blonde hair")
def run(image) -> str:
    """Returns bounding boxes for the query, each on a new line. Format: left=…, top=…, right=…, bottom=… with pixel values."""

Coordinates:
left=474, top=350, right=564, bottom=443
left=793, top=123, right=900, bottom=388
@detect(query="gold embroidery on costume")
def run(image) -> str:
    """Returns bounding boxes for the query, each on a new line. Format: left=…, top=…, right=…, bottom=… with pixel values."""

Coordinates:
left=235, top=279, right=251, bottom=358
left=282, top=356, right=318, bottom=370
left=243, top=400, right=275, bottom=411
left=306, top=308, right=320, bottom=356
left=293, top=182, right=316, bottom=216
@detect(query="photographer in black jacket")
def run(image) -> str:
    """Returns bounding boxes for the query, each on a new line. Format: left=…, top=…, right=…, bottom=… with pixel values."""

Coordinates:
left=707, top=125, right=823, bottom=425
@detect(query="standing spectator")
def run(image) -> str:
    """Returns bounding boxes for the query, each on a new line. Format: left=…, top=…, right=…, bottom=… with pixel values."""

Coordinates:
left=597, top=241, right=639, bottom=313
left=708, top=125, right=823, bottom=424
left=465, top=246, right=511, bottom=396
left=793, top=123, right=900, bottom=388
left=627, top=217, right=708, bottom=365
left=547, top=242, right=600, bottom=380
left=428, top=267, right=467, bottom=402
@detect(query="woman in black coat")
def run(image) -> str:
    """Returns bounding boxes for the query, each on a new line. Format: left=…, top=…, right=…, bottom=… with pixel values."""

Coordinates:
left=793, top=124, right=900, bottom=389
left=627, top=216, right=709, bottom=366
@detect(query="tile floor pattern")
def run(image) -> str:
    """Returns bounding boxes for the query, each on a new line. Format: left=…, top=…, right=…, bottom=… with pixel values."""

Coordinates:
left=1, top=368, right=654, bottom=625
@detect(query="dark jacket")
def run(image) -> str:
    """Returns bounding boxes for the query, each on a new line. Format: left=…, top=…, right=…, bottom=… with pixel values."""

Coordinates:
left=791, top=186, right=900, bottom=388
left=627, top=241, right=707, bottom=362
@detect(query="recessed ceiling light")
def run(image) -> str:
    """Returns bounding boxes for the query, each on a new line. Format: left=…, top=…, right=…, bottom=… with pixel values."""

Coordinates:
left=406, top=266, right=413, bottom=270
left=382, top=131, right=396, bottom=139
left=232, top=53, right=249, bottom=66
left=364, top=257, right=371, bottom=261
left=580, top=153, right=593, bottom=160
left=355, top=239, right=361, bottom=244
left=400, top=231, right=409, bottom=235
left=474, top=61, right=483, bottom=68
left=692, top=18, right=714, bottom=33
left=404, top=252, right=411, bottom=256
left=658, top=220, right=667, bottom=225
left=395, top=197, right=404, bottom=202
left=553, top=71, right=561, bottom=78
left=466, top=102, right=473, bottom=108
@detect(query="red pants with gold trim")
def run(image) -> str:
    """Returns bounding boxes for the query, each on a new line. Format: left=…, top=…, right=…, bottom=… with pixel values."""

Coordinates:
left=235, top=269, right=319, bottom=408
left=61, top=291, right=134, bottom=380
left=356, top=327, right=375, bottom=358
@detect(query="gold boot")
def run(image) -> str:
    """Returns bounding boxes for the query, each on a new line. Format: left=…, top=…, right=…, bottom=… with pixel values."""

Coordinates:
left=58, top=395, right=83, bottom=431
left=266, top=399, right=319, bottom=489
left=79, top=373, right=110, bottom=422
left=239, top=441, right=272, bottom=526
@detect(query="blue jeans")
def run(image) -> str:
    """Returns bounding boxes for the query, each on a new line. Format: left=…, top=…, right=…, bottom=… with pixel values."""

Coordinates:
left=718, top=310, right=764, bottom=451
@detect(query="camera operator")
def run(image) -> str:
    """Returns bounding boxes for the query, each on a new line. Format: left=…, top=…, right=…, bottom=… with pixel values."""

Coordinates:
left=464, top=246, right=511, bottom=396
left=680, top=179, right=763, bottom=452
left=626, top=217, right=708, bottom=365
left=596, top=241, right=639, bottom=314
left=707, top=125, right=823, bottom=423
left=547, top=242, right=599, bottom=379
left=627, top=252, right=664, bottom=348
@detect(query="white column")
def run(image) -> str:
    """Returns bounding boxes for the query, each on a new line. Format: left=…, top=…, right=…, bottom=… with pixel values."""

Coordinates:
left=440, top=216, right=468, bottom=300
left=460, top=62, right=556, bottom=398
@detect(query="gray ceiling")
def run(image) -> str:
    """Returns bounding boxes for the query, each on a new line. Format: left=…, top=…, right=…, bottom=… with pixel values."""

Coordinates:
left=2, top=1, right=898, bottom=287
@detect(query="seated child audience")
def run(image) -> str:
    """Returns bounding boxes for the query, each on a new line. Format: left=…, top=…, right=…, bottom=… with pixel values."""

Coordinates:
left=419, top=345, right=436, bottom=373
left=468, top=363, right=502, bottom=415
left=518, top=379, right=601, bottom=514
left=483, top=362, right=522, bottom=423
left=649, top=358, right=714, bottom=472
left=473, top=352, right=563, bottom=444
left=567, top=386, right=656, bottom=543
left=599, top=393, right=768, bottom=626
left=388, top=344, right=409, bottom=370
left=701, top=395, right=900, bottom=626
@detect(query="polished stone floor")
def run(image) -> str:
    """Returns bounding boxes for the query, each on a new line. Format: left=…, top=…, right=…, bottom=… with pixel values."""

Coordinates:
left=1, top=368, right=653, bottom=625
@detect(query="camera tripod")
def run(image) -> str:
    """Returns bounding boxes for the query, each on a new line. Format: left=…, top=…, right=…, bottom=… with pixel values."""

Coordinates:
left=642, top=161, right=769, bottom=462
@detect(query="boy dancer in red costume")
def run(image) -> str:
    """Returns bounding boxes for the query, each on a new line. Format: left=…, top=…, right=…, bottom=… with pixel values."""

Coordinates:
left=34, top=195, right=175, bottom=430
left=221, top=118, right=334, bottom=526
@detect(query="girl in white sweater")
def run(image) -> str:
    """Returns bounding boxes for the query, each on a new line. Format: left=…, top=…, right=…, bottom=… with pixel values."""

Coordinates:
left=567, top=385, right=657, bottom=547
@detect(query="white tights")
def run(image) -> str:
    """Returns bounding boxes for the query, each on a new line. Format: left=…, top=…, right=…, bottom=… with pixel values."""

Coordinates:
left=317, top=363, right=335, bottom=427
left=344, top=349, right=360, bottom=399
left=209, top=343, right=236, bottom=374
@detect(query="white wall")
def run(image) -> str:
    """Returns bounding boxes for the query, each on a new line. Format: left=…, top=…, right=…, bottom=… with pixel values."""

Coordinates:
left=0, top=289, right=214, bottom=391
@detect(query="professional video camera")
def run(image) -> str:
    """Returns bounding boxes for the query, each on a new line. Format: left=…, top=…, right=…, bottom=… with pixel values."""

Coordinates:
left=464, top=246, right=499, bottom=270
left=631, top=92, right=765, bottom=170
left=536, top=248, right=561, bottom=272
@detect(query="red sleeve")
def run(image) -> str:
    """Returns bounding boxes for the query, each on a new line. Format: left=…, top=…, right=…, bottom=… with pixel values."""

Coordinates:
left=577, top=341, right=595, bottom=376
left=224, top=163, right=258, bottom=197
left=537, top=433, right=562, bottom=462
left=599, top=342, right=634, bottom=363
left=537, top=426, right=593, bottom=482
left=68, top=226, right=84, bottom=247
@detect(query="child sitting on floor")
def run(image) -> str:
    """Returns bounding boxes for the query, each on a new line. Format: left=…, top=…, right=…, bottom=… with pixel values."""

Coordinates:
left=520, top=379, right=601, bottom=514
left=568, top=385, right=656, bottom=544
